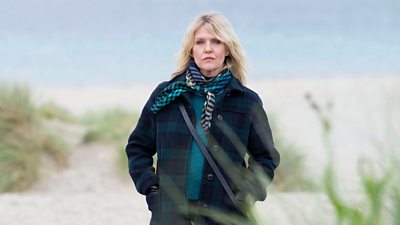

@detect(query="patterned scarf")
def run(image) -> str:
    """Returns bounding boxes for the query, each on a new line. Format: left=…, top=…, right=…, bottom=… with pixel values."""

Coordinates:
left=151, top=60, right=232, bottom=130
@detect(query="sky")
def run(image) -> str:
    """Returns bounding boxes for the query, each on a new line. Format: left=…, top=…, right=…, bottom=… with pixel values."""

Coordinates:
left=0, top=0, right=399, bottom=85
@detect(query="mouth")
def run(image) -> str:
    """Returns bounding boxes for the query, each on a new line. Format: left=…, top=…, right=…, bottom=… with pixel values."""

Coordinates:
left=203, top=57, right=215, bottom=60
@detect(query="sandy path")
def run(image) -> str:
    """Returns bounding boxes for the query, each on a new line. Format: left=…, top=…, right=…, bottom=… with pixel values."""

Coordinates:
left=0, top=143, right=150, bottom=225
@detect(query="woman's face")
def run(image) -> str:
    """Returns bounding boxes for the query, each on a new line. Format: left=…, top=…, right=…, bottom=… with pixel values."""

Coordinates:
left=192, top=26, right=228, bottom=77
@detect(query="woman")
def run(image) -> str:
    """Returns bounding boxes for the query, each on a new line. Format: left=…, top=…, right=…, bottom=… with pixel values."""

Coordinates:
left=126, top=12, right=280, bottom=225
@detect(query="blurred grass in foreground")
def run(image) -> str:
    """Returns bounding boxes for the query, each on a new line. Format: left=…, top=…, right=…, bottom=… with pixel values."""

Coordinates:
left=157, top=90, right=400, bottom=225
left=79, top=109, right=138, bottom=172
left=0, top=82, right=70, bottom=192
left=306, top=92, right=400, bottom=225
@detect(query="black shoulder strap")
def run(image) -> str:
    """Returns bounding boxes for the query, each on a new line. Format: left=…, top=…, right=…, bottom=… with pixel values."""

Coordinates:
left=178, top=103, right=237, bottom=206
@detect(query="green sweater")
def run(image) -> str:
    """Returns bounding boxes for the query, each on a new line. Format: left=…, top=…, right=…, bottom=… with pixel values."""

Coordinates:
left=186, top=93, right=207, bottom=200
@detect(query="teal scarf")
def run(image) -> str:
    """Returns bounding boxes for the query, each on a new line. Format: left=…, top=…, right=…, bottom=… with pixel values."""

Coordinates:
left=151, top=61, right=232, bottom=130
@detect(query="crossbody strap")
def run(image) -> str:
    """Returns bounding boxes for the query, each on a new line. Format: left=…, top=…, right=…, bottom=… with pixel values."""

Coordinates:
left=178, top=103, right=237, bottom=206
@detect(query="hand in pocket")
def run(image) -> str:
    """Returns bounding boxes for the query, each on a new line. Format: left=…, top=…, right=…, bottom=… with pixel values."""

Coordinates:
left=146, top=190, right=160, bottom=212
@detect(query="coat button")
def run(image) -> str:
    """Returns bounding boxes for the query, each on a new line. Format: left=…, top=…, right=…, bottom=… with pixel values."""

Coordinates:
left=212, top=145, right=219, bottom=152
left=217, top=114, right=223, bottom=121
left=207, top=173, right=214, bottom=181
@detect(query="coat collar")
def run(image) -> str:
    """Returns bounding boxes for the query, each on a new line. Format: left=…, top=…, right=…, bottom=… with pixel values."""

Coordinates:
left=169, top=72, right=246, bottom=94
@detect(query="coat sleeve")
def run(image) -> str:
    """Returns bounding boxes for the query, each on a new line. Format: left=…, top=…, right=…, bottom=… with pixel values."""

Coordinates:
left=125, top=82, right=167, bottom=195
left=246, top=96, right=280, bottom=201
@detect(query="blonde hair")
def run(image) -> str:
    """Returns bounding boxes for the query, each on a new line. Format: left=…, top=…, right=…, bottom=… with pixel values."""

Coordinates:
left=172, top=12, right=247, bottom=84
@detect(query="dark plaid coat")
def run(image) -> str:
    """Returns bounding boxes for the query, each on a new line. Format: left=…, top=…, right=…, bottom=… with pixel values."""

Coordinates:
left=126, top=74, right=280, bottom=225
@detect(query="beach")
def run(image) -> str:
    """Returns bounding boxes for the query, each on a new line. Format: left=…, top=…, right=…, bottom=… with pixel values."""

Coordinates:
left=1, top=75, right=398, bottom=225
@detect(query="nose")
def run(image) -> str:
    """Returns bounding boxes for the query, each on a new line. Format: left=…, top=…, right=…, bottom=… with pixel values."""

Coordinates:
left=204, top=41, right=213, bottom=53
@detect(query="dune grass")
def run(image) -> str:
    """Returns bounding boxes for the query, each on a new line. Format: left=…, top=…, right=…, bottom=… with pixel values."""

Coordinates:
left=0, top=82, right=69, bottom=192
left=38, top=101, right=76, bottom=123
left=79, top=108, right=138, bottom=171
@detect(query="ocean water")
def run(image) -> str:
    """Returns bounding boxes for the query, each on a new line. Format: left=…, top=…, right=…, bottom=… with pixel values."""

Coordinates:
left=1, top=0, right=399, bottom=86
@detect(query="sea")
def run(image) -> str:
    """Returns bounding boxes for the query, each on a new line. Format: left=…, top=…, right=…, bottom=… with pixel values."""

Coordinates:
left=0, top=0, right=399, bottom=86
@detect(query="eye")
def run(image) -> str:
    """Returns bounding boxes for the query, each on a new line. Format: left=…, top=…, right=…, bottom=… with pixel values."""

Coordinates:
left=195, top=40, right=204, bottom=45
left=212, top=39, right=222, bottom=44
